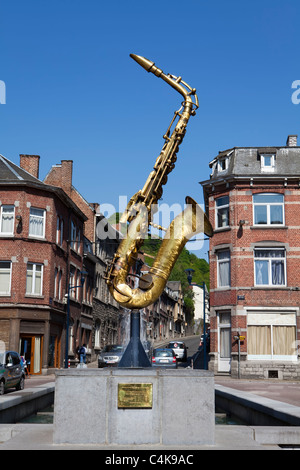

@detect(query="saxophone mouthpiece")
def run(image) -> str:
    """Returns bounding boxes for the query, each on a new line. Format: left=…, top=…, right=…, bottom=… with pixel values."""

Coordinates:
left=130, top=53, right=161, bottom=75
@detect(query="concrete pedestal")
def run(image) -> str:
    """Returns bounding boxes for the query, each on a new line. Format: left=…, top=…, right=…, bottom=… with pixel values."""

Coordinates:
left=53, top=368, right=215, bottom=446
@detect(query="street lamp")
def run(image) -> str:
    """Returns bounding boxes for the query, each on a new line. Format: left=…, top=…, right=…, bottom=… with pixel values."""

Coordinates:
left=185, top=269, right=208, bottom=370
left=64, top=270, right=88, bottom=368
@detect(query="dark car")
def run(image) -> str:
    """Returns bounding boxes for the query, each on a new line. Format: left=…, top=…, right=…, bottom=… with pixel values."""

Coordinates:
left=167, top=341, right=188, bottom=362
left=0, top=351, right=25, bottom=395
left=98, top=344, right=125, bottom=368
left=152, top=348, right=177, bottom=368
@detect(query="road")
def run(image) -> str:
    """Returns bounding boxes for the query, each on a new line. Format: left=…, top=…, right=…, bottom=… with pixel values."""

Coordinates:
left=157, top=335, right=201, bottom=368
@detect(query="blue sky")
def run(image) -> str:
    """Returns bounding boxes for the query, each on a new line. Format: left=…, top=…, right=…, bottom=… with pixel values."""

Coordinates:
left=1, top=0, right=300, bottom=258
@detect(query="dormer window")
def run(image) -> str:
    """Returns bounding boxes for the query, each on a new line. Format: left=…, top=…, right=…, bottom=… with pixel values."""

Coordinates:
left=218, top=157, right=229, bottom=172
left=261, top=154, right=275, bottom=172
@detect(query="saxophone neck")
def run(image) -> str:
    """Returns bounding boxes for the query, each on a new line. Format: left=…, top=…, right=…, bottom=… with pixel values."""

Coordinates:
left=130, top=54, right=198, bottom=110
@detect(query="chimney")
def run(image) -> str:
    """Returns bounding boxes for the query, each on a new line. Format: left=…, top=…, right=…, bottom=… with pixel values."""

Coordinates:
left=20, top=154, right=40, bottom=179
left=286, top=135, right=298, bottom=147
left=61, top=160, right=73, bottom=196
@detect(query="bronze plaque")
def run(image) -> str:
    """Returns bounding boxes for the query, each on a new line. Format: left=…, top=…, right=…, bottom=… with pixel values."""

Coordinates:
left=118, top=383, right=153, bottom=409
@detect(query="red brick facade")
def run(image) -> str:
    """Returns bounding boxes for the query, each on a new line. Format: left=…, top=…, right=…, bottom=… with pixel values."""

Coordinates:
left=202, top=141, right=300, bottom=379
left=0, top=155, right=88, bottom=373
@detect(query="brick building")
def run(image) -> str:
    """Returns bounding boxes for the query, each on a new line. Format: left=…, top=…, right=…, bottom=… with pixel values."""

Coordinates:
left=93, top=213, right=122, bottom=355
left=0, top=154, right=87, bottom=373
left=44, top=160, right=123, bottom=362
left=201, top=135, right=300, bottom=379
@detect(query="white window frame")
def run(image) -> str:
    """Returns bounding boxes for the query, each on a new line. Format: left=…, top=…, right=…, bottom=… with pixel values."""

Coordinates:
left=215, top=196, right=230, bottom=229
left=253, top=193, right=284, bottom=226
left=54, top=267, right=58, bottom=298
left=70, top=221, right=77, bottom=251
left=254, top=248, right=286, bottom=287
left=0, top=261, right=12, bottom=295
left=0, top=205, right=15, bottom=235
left=95, top=321, right=101, bottom=349
left=26, top=263, right=43, bottom=295
left=29, top=207, right=46, bottom=238
left=60, top=219, right=63, bottom=246
left=218, top=157, right=229, bottom=172
left=217, top=311, right=232, bottom=372
left=247, top=311, right=297, bottom=361
left=58, top=270, right=62, bottom=300
left=261, top=153, right=275, bottom=172
left=217, top=249, right=231, bottom=288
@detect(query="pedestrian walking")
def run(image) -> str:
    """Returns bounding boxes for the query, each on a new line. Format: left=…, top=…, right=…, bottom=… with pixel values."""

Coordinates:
left=20, top=356, right=30, bottom=378
left=78, top=344, right=87, bottom=364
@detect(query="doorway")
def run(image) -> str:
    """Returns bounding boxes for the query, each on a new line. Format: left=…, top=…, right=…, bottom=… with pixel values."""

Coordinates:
left=48, top=335, right=60, bottom=369
left=218, top=311, right=231, bottom=373
left=19, top=335, right=43, bottom=375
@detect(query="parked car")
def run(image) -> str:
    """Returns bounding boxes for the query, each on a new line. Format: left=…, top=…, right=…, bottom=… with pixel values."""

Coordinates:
left=98, top=345, right=125, bottom=368
left=167, top=341, right=188, bottom=362
left=0, top=351, right=25, bottom=395
left=152, top=348, right=177, bottom=368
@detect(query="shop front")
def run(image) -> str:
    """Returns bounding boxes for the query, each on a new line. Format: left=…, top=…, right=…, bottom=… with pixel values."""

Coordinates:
left=19, top=320, right=45, bottom=375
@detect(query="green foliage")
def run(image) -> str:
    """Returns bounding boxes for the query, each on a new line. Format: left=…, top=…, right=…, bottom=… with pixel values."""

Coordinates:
left=142, top=238, right=210, bottom=321
left=142, top=238, right=210, bottom=289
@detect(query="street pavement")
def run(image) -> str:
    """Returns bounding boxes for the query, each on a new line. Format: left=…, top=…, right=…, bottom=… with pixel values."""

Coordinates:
left=214, top=376, right=300, bottom=408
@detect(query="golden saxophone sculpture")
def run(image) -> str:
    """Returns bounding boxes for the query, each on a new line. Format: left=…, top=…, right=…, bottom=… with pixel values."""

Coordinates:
left=105, top=54, right=213, bottom=309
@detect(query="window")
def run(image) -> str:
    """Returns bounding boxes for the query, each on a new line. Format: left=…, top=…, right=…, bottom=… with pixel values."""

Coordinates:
left=216, top=196, right=229, bottom=228
left=70, top=221, right=76, bottom=250
left=0, top=205, right=14, bottom=234
left=217, top=250, right=231, bottom=288
left=95, top=321, right=101, bottom=349
left=219, top=312, right=231, bottom=359
left=69, top=321, right=74, bottom=353
left=218, top=157, right=229, bottom=172
left=54, top=267, right=58, bottom=298
left=69, top=266, right=76, bottom=296
left=254, top=248, right=286, bottom=286
left=248, top=312, right=297, bottom=360
left=253, top=193, right=284, bottom=225
left=0, top=261, right=11, bottom=295
left=26, top=263, right=43, bottom=295
left=56, top=216, right=64, bottom=246
left=58, top=270, right=62, bottom=300
left=70, top=220, right=80, bottom=253
left=54, top=268, right=62, bottom=300
left=5, top=351, right=20, bottom=366
left=261, top=153, right=275, bottom=172
left=69, top=266, right=83, bottom=300
left=29, top=208, right=45, bottom=238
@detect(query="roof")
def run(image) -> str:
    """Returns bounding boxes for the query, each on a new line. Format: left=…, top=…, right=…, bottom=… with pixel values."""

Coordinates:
left=201, top=145, right=300, bottom=186
left=166, top=281, right=182, bottom=291
left=0, top=154, right=87, bottom=221
left=0, top=154, right=41, bottom=183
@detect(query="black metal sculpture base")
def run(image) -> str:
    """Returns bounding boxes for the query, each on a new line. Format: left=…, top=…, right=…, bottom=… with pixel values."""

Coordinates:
left=118, top=310, right=151, bottom=368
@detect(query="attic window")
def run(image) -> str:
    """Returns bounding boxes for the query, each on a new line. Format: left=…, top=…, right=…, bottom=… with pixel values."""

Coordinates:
left=218, top=157, right=229, bottom=172
left=261, top=154, right=275, bottom=173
